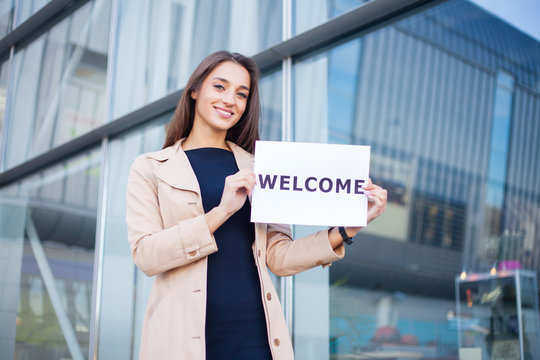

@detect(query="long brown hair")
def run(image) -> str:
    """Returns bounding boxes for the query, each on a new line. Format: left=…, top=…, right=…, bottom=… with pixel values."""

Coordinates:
left=163, top=51, right=261, bottom=153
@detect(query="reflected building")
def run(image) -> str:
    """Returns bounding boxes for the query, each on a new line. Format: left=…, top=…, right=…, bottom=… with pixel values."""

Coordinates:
left=310, top=1, right=540, bottom=357
left=0, top=0, right=539, bottom=359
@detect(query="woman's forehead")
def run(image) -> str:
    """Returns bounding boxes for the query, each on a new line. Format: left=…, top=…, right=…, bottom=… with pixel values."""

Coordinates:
left=207, top=61, right=250, bottom=89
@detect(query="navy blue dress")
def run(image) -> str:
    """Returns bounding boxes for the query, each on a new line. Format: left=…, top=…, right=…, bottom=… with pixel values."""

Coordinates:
left=185, top=148, right=272, bottom=360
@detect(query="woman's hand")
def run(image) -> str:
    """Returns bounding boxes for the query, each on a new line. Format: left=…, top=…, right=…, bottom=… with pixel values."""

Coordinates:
left=343, top=178, right=387, bottom=238
left=364, top=178, right=387, bottom=223
left=206, top=169, right=255, bottom=233
left=217, top=169, right=256, bottom=217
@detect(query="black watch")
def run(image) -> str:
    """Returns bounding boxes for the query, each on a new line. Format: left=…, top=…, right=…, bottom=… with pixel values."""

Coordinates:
left=338, top=226, right=354, bottom=245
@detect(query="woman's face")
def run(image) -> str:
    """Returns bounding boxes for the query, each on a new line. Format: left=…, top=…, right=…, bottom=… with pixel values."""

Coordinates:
left=191, top=61, right=250, bottom=136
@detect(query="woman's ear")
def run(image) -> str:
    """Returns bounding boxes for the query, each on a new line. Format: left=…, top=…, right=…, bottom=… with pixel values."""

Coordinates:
left=190, top=90, right=197, bottom=100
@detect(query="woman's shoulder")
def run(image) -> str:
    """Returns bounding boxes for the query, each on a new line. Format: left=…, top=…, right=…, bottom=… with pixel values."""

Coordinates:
left=226, top=141, right=255, bottom=172
left=130, top=142, right=180, bottom=175
left=227, top=141, right=254, bottom=160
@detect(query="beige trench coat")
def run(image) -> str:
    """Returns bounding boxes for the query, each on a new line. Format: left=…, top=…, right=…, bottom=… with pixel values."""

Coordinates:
left=126, top=139, right=345, bottom=359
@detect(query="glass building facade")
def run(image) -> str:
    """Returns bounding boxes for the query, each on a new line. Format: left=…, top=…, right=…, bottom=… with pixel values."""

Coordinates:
left=0, top=0, right=539, bottom=359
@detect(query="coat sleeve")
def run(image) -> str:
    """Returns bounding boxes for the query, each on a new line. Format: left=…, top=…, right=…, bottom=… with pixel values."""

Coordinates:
left=265, top=223, right=345, bottom=277
left=126, top=156, right=218, bottom=277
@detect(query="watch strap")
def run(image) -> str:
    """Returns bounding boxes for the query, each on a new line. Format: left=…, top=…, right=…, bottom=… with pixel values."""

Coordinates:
left=338, top=226, right=354, bottom=245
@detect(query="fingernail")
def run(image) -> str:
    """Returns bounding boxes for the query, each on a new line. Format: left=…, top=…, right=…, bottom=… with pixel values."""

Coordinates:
left=364, top=190, right=371, bottom=195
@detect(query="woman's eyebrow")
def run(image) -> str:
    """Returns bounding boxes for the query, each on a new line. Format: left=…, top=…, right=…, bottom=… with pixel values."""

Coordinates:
left=212, top=77, right=250, bottom=91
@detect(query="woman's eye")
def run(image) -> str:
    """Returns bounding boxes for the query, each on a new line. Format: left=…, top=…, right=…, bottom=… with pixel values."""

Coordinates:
left=237, top=92, right=248, bottom=99
left=213, top=84, right=225, bottom=90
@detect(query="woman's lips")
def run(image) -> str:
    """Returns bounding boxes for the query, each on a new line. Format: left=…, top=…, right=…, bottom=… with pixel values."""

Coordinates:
left=214, top=107, right=233, bottom=118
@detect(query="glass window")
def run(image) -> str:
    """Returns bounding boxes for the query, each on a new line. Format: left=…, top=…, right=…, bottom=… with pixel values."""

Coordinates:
left=259, top=68, right=282, bottom=141
left=0, top=57, right=10, bottom=169
left=293, top=0, right=371, bottom=36
left=292, top=0, right=540, bottom=358
left=3, top=0, right=111, bottom=169
left=15, top=0, right=51, bottom=26
left=111, top=0, right=282, bottom=119
left=456, top=271, right=540, bottom=358
left=98, top=114, right=168, bottom=359
left=0, top=182, right=25, bottom=360
left=0, top=0, right=14, bottom=37
left=0, top=147, right=101, bottom=359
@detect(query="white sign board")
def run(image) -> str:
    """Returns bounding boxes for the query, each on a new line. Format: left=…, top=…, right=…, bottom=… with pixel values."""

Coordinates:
left=251, top=141, right=371, bottom=226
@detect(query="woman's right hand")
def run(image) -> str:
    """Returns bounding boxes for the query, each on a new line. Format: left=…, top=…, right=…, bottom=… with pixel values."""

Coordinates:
left=217, top=169, right=256, bottom=217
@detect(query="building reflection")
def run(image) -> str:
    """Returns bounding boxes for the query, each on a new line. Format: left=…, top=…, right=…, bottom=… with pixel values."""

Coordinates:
left=9, top=149, right=100, bottom=359
left=323, top=0, right=540, bottom=358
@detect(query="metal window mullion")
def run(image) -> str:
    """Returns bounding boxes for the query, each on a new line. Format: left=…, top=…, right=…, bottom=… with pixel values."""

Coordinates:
left=280, top=54, right=294, bottom=343
left=455, top=277, right=462, bottom=349
left=103, top=0, right=119, bottom=124
left=0, top=46, right=15, bottom=172
left=281, top=0, right=292, bottom=143
left=88, top=136, right=110, bottom=360
left=281, top=57, right=292, bottom=142
left=88, top=0, right=119, bottom=357
left=281, top=0, right=293, bottom=142
left=48, top=11, right=75, bottom=150
left=13, top=0, right=22, bottom=28
left=515, top=271, right=525, bottom=360
left=282, top=0, right=291, bottom=41
left=280, top=0, right=294, bottom=338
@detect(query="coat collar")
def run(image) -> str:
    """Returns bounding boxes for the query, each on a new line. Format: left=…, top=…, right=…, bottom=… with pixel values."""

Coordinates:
left=148, top=139, right=254, bottom=195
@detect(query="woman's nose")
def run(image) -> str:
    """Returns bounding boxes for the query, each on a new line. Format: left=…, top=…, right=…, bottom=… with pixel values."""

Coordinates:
left=222, top=90, right=234, bottom=105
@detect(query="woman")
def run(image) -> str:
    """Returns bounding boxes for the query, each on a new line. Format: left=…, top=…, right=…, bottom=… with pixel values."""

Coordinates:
left=126, top=51, right=387, bottom=359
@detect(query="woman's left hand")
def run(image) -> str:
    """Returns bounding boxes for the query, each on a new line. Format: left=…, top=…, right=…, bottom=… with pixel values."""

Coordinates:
left=363, top=178, right=387, bottom=223
left=344, top=178, right=387, bottom=238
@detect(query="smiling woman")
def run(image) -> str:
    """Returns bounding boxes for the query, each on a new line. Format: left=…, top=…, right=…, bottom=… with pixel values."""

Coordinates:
left=187, top=62, right=251, bottom=144
left=125, top=50, right=387, bottom=360
left=162, top=52, right=261, bottom=154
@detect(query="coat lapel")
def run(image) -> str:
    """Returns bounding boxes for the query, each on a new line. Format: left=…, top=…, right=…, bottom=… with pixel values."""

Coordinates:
left=228, top=141, right=254, bottom=172
left=151, top=139, right=254, bottom=199
left=151, top=139, right=265, bottom=246
left=152, top=140, right=201, bottom=195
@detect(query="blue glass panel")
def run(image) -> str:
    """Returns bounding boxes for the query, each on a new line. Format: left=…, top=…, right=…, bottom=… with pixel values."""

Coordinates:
left=497, top=71, right=514, bottom=89
left=491, top=88, right=513, bottom=153
left=0, top=148, right=100, bottom=359
left=4, top=0, right=111, bottom=170
left=293, top=0, right=372, bottom=35
left=16, top=0, right=50, bottom=26
left=98, top=116, right=168, bottom=359
left=0, top=0, right=14, bottom=37
left=259, top=69, right=282, bottom=141
left=111, top=0, right=281, bottom=119
left=292, top=0, right=540, bottom=358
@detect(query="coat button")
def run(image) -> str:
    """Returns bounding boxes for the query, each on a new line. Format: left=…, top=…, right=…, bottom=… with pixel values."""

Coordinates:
left=258, top=250, right=261, bottom=257
left=267, top=292, right=272, bottom=301
left=274, top=338, right=280, bottom=346
left=188, top=250, right=197, bottom=257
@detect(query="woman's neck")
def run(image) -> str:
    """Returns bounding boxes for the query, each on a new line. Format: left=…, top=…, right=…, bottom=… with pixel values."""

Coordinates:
left=182, top=131, right=229, bottom=151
